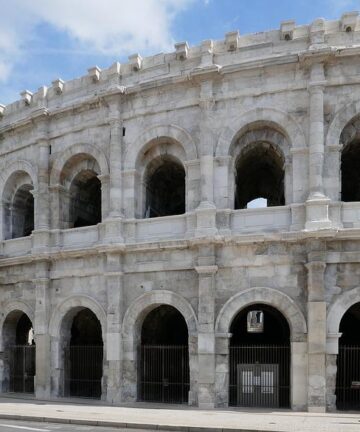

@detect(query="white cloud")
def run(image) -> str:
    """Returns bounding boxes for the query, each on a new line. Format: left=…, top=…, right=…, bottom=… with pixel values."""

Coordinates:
left=0, top=0, right=195, bottom=83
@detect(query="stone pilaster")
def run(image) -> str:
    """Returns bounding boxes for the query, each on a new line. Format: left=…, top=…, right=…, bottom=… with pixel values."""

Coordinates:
left=32, top=120, right=51, bottom=252
left=36, top=139, right=50, bottom=230
left=104, top=101, right=124, bottom=243
left=105, top=253, right=123, bottom=403
left=306, top=260, right=327, bottom=412
left=33, top=265, right=51, bottom=399
left=305, top=62, right=331, bottom=230
left=195, top=79, right=217, bottom=237
left=195, top=264, right=218, bottom=408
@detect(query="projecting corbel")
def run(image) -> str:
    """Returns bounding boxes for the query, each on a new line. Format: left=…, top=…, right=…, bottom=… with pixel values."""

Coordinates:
left=128, top=54, right=143, bottom=71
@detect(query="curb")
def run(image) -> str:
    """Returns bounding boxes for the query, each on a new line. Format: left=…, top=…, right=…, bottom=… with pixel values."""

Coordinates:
left=0, top=413, right=276, bottom=432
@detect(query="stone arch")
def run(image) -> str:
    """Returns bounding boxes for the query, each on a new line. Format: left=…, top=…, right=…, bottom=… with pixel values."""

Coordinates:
left=50, top=143, right=109, bottom=186
left=49, top=295, right=107, bottom=341
left=324, top=102, right=360, bottom=200
left=0, top=160, right=38, bottom=195
left=326, top=101, right=360, bottom=148
left=215, top=287, right=307, bottom=341
left=49, top=295, right=107, bottom=399
left=0, top=300, right=34, bottom=350
left=124, top=124, right=198, bottom=171
left=0, top=301, right=36, bottom=393
left=215, top=107, right=305, bottom=157
left=327, top=287, right=360, bottom=335
left=122, top=290, right=198, bottom=339
left=121, top=290, right=198, bottom=404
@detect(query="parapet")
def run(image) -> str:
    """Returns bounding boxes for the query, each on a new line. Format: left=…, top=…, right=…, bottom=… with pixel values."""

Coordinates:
left=0, top=12, right=359, bottom=127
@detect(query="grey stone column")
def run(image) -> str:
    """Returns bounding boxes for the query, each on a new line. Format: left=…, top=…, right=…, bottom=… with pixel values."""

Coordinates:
left=33, top=271, right=51, bottom=399
left=36, top=139, right=50, bottom=230
left=109, top=119, right=123, bottom=218
left=306, top=260, right=327, bottom=412
left=195, top=79, right=217, bottom=237
left=305, top=62, right=331, bottom=230
left=105, top=253, right=123, bottom=403
left=195, top=264, right=218, bottom=408
left=32, top=120, right=51, bottom=252
left=103, top=111, right=124, bottom=243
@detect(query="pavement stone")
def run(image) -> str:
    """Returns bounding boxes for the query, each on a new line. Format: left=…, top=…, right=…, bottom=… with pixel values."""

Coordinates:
left=0, top=397, right=359, bottom=432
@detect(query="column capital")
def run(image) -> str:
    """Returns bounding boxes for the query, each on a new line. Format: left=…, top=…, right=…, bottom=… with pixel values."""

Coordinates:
left=305, top=260, right=326, bottom=271
left=195, top=265, right=218, bottom=275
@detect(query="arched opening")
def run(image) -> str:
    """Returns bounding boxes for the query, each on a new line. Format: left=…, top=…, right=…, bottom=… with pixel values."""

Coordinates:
left=2, top=171, right=34, bottom=239
left=229, top=304, right=290, bottom=408
left=341, top=141, right=360, bottom=202
left=11, top=185, right=34, bottom=238
left=139, top=305, right=189, bottom=403
left=340, top=115, right=360, bottom=202
left=63, top=308, right=103, bottom=398
left=336, top=302, right=360, bottom=410
left=69, top=171, right=101, bottom=228
left=235, top=143, right=285, bottom=209
left=1, top=311, right=35, bottom=393
left=144, top=156, right=185, bottom=218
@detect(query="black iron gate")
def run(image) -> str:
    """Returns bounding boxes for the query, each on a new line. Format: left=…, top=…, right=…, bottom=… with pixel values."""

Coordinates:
left=230, top=345, right=290, bottom=408
left=9, top=345, right=35, bottom=393
left=336, top=345, right=360, bottom=410
left=139, top=345, right=189, bottom=403
left=64, top=345, right=103, bottom=399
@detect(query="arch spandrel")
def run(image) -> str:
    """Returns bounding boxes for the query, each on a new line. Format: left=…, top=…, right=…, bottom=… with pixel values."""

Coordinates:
left=215, top=107, right=306, bottom=157
left=215, top=287, right=307, bottom=341
left=124, top=124, right=198, bottom=171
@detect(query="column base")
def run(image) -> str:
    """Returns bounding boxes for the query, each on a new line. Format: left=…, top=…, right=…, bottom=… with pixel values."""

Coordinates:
left=31, top=229, right=50, bottom=254
left=305, top=194, right=332, bottom=231
left=103, top=218, right=124, bottom=244
left=195, top=201, right=218, bottom=237
left=308, top=406, right=326, bottom=413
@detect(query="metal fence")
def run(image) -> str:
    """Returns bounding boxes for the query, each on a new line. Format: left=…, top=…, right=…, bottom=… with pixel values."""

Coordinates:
left=336, top=345, right=360, bottom=410
left=230, top=345, right=290, bottom=408
left=139, top=345, right=189, bottom=404
left=9, top=345, right=35, bottom=393
left=64, top=345, right=103, bottom=399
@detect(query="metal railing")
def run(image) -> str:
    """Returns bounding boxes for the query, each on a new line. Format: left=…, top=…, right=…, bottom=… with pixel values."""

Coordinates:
left=64, top=345, right=103, bottom=399
left=139, top=345, right=189, bottom=404
left=229, top=345, right=290, bottom=408
left=336, top=345, right=360, bottom=410
left=9, top=345, right=35, bottom=393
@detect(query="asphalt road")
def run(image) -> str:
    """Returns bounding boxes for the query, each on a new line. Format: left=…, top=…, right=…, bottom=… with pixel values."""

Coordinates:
left=0, top=419, right=141, bottom=432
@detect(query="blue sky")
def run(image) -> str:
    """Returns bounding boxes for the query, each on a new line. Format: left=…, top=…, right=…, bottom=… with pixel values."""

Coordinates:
left=0, top=0, right=359, bottom=105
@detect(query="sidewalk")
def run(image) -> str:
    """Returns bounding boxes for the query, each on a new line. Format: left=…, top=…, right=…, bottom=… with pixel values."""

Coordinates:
left=0, top=396, right=359, bottom=432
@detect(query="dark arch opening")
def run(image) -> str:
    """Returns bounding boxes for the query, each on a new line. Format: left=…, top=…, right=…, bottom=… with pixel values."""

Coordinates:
left=65, top=308, right=103, bottom=399
left=341, top=140, right=360, bottom=202
left=70, top=171, right=101, bottom=228
left=229, top=304, right=290, bottom=408
left=2, top=311, right=35, bottom=393
left=139, top=305, right=189, bottom=403
left=235, top=144, right=285, bottom=209
left=11, top=185, right=34, bottom=238
left=144, top=156, right=185, bottom=218
left=336, top=302, right=360, bottom=410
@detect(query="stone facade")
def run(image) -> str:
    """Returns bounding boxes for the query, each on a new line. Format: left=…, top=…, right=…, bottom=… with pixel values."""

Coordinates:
left=0, top=12, right=360, bottom=412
